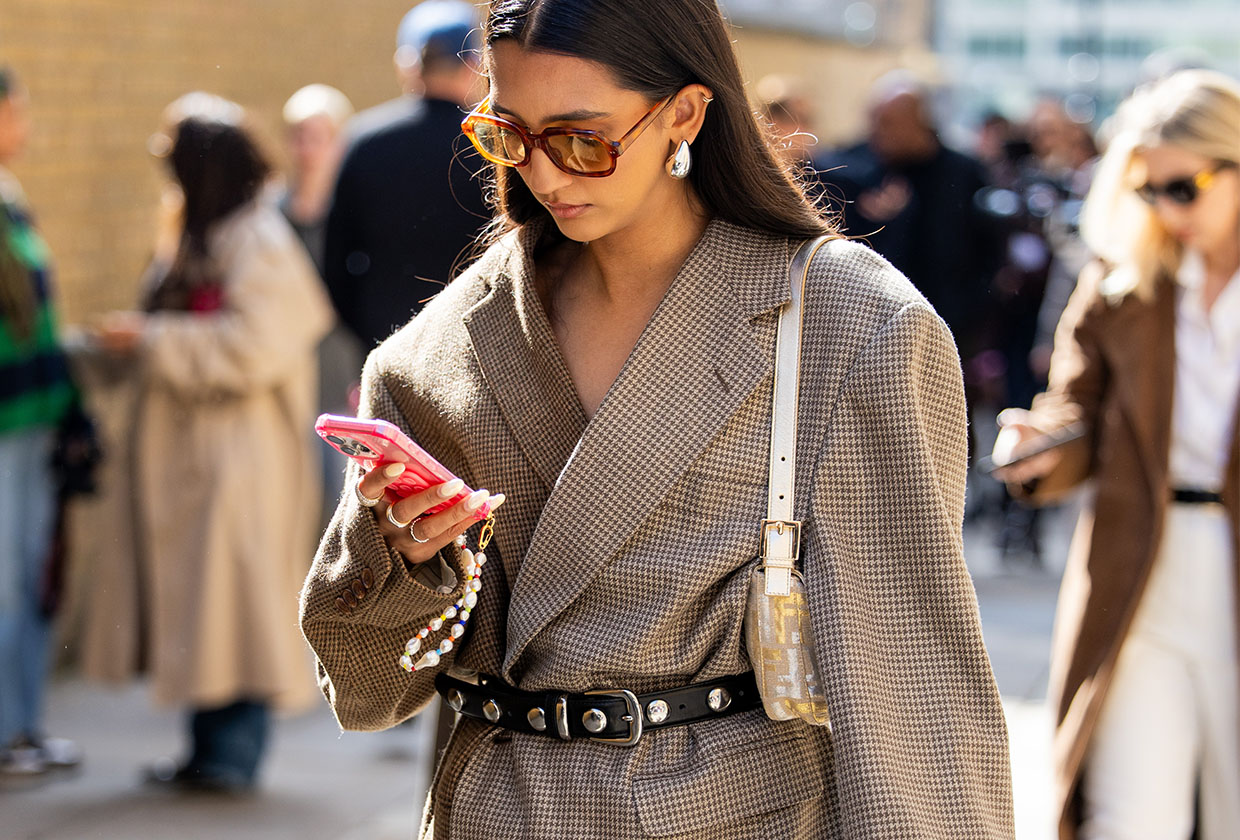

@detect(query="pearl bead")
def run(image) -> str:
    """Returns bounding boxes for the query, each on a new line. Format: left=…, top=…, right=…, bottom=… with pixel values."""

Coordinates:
left=450, top=622, right=465, bottom=638
left=444, top=606, right=457, bottom=619
left=464, top=591, right=478, bottom=608
left=464, top=563, right=477, bottom=577
left=460, top=609, right=471, bottom=621
left=399, top=655, right=413, bottom=671
left=437, top=638, right=454, bottom=654
left=430, top=617, right=444, bottom=631
left=475, top=552, right=487, bottom=565
left=405, top=638, right=421, bottom=655
left=469, top=579, right=482, bottom=592
left=454, top=535, right=467, bottom=547
left=415, top=650, right=441, bottom=669
left=418, top=628, right=429, bottom=639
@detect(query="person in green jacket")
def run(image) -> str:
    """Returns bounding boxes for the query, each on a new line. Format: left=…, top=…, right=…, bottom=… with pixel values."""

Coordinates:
left=0, top=66, right=81, bottom=776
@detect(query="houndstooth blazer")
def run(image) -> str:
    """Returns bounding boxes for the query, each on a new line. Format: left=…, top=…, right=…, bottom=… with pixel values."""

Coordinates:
left=300, top=219, right=1015, bottom=839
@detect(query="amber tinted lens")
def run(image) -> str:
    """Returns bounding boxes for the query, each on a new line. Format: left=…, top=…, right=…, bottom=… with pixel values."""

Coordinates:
left=470, top=120, right=527, bottom=166
left=545, top=133, right=614, bottom=174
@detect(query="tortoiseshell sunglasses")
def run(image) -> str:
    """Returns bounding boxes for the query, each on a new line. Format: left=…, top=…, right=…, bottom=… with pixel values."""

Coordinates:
left=461, top=96, right=673, bottom=178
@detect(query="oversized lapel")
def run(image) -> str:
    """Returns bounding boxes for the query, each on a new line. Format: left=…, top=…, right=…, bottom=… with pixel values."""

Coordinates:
left=501, top=221, right=792, bottom=680
left=464, top=227, right=588, bottom=495
left=1102, top=274, right=1175, bottom=499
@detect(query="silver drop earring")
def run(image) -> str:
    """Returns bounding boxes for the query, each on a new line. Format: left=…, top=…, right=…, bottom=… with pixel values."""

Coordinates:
left=667, top=140, right=692, bottom=179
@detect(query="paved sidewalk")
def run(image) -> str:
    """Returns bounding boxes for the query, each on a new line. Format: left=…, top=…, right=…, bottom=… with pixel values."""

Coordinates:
left=3, top=505, right=1071, bottom=840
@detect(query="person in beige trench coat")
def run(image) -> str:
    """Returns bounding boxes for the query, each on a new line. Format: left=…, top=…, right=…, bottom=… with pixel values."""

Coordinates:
left=994, top=70, right=1240, bottom=838
left=301, top=1, right=1014, bottom=836
left=74, top=94, right=332, bottom=789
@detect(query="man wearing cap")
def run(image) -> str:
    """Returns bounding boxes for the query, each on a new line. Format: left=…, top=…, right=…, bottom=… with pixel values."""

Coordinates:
left=323, top=1, right=488, bottom=349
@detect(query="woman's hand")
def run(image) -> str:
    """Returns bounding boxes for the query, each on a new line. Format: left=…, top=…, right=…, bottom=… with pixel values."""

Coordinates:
left=359, top=463, right=506, bottom=565
left=92, top=311, right=147, bottom=355
left=991, top=408, right=1063, bottom=485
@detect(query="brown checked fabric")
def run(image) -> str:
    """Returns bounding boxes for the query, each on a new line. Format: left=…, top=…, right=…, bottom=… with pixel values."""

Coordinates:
left=300, top=219, right=1015, bottom=839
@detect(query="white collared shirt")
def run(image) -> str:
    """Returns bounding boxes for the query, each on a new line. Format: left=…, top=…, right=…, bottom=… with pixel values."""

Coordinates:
left=1168, top=250, right=1240, bottom=491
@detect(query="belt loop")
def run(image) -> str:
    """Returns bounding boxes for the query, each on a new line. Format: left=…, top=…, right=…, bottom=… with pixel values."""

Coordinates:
left=554, top=695, right=570, bottom=741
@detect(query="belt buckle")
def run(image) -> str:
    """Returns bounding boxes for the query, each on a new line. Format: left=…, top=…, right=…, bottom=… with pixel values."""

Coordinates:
left=583, top=689, right=643, bottom=746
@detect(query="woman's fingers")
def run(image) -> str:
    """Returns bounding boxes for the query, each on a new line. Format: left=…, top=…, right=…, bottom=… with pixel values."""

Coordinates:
left=369, top=474, right=507, bottom=565
left=357, top=462, right=407, bottom=506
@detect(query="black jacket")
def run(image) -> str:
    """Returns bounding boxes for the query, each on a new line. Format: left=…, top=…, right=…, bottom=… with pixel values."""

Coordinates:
left=324, top=96, right=489, bottom=348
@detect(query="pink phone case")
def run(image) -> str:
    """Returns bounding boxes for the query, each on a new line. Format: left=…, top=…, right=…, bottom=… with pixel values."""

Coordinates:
left=315, top=414, right=490, bottom=519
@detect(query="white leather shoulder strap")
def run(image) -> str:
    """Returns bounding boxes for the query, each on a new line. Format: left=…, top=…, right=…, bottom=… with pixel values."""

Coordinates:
left=762, top=235, right=833, bottom=596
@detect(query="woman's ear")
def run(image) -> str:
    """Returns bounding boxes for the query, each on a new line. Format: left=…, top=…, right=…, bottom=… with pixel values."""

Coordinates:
left=667, top=84, right=714, bottom=146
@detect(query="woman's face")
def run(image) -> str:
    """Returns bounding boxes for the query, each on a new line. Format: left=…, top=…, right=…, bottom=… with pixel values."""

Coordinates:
left=486, top=41, right=692, bottom=244
left=1136, top=144, right=1240, bottom=257
left=0, top=88, right=32, bottom=164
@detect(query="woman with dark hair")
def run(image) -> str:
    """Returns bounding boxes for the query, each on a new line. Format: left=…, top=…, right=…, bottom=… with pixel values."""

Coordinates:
left=82, top=92, right=332, bottom=791
left=301, top=1, right=1013, bottom=835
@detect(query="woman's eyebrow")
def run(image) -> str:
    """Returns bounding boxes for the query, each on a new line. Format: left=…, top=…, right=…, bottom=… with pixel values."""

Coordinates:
left=492, top=103, right=611, bottom=125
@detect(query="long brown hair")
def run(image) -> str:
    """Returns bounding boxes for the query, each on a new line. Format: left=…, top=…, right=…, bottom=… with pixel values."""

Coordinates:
left=0, top=66, right=37, bottom=340
left=479, top=0, right=834, bottom=247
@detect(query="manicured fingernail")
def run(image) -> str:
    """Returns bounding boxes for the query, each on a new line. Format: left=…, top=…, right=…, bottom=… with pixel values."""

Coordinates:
left=464, top=489, right=489, bottom=511
left=488, top=493, right=506, bottom=511
left=384, top=463, right=405, bottom=477
left=438, top=478, right=465, bottom=498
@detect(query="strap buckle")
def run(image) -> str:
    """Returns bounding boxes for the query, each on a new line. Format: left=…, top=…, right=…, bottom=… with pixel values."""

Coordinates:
left=759, top=518, right=802, bottom=562
left=584, top=689, right=643, bottom=746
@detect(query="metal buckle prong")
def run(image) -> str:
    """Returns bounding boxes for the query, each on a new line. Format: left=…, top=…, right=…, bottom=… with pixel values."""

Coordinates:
left=584, top=689, right=643, bottom=746
left=759, top=518, right=802, bottom=562
left=554, top=695, right=570, bottom=741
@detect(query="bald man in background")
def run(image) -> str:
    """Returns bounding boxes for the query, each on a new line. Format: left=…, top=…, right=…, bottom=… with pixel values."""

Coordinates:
left=818, top=73, right=1001, bottom=355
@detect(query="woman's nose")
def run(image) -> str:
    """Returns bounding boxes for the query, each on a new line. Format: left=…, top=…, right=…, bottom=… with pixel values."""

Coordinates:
left=523, top=145, right=573, bottom=194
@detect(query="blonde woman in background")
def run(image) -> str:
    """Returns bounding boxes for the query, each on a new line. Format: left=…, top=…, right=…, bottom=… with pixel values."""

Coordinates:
left=993, top=69, right=1240, bottom=839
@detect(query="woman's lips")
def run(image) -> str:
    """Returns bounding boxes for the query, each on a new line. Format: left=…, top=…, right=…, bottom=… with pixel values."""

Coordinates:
left=545, top=201, right=590, bottom=220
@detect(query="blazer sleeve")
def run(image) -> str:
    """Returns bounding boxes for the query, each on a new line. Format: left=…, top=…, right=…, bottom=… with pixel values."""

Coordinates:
left=1015, top=262, right=1110, bottom=504
left=140, top=216, right=333, bottom=399
left=807, top=301, right=1015, bottom=838
left=299, top=364, right=468, bottom=732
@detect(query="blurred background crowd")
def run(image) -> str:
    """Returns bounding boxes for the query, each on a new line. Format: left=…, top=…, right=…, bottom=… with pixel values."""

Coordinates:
left=1, top=0, right=1238, bottom=838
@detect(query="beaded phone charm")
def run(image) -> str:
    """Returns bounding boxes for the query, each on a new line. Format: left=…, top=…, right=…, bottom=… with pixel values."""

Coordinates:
left=399, top=513, right=496, bottom=672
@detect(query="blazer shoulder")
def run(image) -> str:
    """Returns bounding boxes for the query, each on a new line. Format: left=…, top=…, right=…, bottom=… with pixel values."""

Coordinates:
left=806, top=237, right=937, bottom=331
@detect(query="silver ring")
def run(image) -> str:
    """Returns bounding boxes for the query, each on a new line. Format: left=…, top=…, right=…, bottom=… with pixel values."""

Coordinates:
left=409, top=520, right=431, bottom=544
left=355, top=480, right=382, bottom=508
left=386, top=505, right=413, bottom=529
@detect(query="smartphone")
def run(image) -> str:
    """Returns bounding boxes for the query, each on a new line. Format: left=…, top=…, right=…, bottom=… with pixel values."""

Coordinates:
left=315, top=414, right=491, bottom=519
left=976, top=422, right=1087, bottom=475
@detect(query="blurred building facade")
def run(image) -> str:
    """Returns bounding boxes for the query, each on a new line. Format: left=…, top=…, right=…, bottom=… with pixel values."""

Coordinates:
left=936, top=0, right=1240, bottom=127
left=0, top=0, right=417, bottom=323
left=725, top=0, right=936, bottom=150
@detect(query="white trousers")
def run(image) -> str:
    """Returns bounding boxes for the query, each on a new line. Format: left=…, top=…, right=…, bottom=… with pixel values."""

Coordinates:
left=1080, top=503, right=1240, bottom=840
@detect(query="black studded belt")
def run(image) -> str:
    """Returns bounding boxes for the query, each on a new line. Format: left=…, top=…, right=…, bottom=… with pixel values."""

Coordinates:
left=1172, top=488, right=1224, bottom=505
left=434, top=670, right=760, bottom=746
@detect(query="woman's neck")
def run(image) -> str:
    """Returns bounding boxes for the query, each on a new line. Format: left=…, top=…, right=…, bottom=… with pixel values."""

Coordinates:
left=1197, top=237, right=1240, bottom=312
left=571, top=198, right=710, bottom=306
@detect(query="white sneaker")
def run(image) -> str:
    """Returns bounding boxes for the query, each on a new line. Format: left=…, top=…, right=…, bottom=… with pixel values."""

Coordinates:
left=37, top=737, right=83, bottom=768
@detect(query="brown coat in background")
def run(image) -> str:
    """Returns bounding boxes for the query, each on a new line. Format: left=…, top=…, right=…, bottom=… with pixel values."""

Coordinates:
left=301, top=220, right=1014, bottom=838
left=1017, top=264, right=1240, bottom=838
left=72, top=201, right=332, bottom=711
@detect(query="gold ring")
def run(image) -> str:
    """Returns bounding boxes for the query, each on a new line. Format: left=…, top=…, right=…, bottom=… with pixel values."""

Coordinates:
left=386, top=505, right=414, bottom=529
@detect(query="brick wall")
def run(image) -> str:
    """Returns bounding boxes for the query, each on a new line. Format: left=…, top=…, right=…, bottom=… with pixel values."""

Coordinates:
left=1, top=0, right=413, bottom=322
left=2, top=2, right=924, bottom=324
